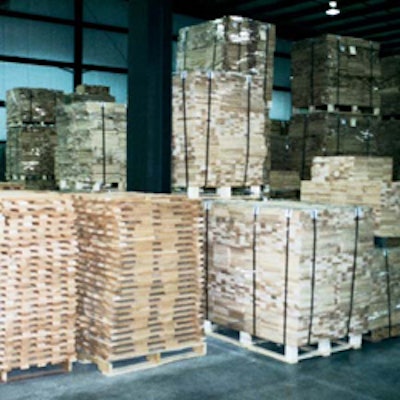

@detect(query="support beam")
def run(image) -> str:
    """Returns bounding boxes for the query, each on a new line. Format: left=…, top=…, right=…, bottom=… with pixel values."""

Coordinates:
left=127, top=0, right=172, bottom=193
left=74, top=0, right=83, bottom=89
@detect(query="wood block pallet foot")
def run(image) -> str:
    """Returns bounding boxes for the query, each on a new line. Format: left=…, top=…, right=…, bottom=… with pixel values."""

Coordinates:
left=174, top=186, right=263, bottom=199
left=80, top=343, right=206, bottom=377
left=294, top=104, right=380, bottom=115
left=364, top=325, right=400, bottom=343
left=205, top=321, right=362, bottom=364
left=0, top=359, right=74, bottom=383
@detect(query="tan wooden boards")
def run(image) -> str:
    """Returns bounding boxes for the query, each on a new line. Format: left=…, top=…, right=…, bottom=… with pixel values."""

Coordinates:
left=0, top=191, right=77, bottom=380
left=292, top=34, right=381, bottom=109
left=172, top=71, right=268, bottom=188
left=73, top=193, right=205, bottom=372
left=55, top=101, right=127, bottom=190
left=207, top=199, right=373, bottom=347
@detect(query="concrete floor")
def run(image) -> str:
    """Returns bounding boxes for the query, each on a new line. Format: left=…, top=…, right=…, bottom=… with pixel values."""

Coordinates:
left=1, top=337, right=399, bottom=400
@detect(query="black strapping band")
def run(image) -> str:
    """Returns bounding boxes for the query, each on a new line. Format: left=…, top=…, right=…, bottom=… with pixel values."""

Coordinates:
left=384, top=249, right=393, bottom=337
left=301, top=114, right=308, bottom=180
left=181, top=72, right=189, bottom=188
left=283, top=209, right=292, bottom=346
left=336, top=37, right=341, bottom=107
left=204, top=72, right=213, bottom=188
left=244, top=76, right=252, bottom=186
left=336, top=113, right=341, bottom=155
left=252, top=205, right=259, bottom=336
left=204, top=201, right=211, bottom=320
left=101, top=103, right=106, bottom=187
left=308, top=210, right=318, bottom=345
left=311, top=40, right=315, bottom=106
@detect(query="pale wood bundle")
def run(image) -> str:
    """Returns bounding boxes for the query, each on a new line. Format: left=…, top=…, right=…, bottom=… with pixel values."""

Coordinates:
left=0, top=182, right=25, bottom=190
left=310, top=156, right=393, bottom=183
left=0, top=191, right=77, bottom=378
left=6, top=88, right=62, bottom=126
left=292, top=35, right=380, bottom=108
left=380, top=55, right=400, bottom=116
left=207, top=200, right=373, bottom=347
left=172, top=71, right=268, bottom=188
left=369, top=247, right=400, bottom=333
left=5, top=125, right=57, bottom=189
left=73, top=193, right=204, bottom=365
left=55, top=101, right=127, bottom=190
left=176, top=16, right=275, bottom=102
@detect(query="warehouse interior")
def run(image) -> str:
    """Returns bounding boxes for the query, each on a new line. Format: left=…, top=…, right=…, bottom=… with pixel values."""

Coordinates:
left=0, top=0, right=400, bottom=399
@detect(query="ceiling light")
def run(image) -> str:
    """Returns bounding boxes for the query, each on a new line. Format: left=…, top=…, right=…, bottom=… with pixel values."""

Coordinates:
left=326, top=1, right=340, bottom=16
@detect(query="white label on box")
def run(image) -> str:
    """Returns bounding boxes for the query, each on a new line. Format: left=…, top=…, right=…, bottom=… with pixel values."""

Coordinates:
left=350, top=117, right=357, bottom=127
left=349, top=45, right=357, bottom=55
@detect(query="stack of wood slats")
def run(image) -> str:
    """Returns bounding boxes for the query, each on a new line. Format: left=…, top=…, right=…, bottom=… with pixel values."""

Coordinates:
left=369, top=247, right=400, bottom=337
left=0, top=191, right=77, bottom=381
left=176, top=16, right=275, bottom=103
left=291, top=35, right=381, bottom=109
left=172, top=71, right=267, bottom=188
left=380, top=55, right=400, bottom=116
left=6, top=88, right=62, bottom=189
left=207, top=200, right=373, bottom=347
left=0, top=182, right=25, bottom=190
left=73, top=193, right=204, bottom=369
left=301, top=156, right=400, bottom=237
left=55, top=101, right=127, bottom=190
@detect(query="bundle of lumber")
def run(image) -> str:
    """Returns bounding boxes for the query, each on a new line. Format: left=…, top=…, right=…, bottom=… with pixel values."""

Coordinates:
left=6, top=88, right=62, bottom=126
left=301, top=156, right=400, bottom=237
left=0, top=182, right=25, bottom=190
left=73, top=193, right=204, bottom=373
left=0, top=191, right=77, bottom=381
left=380, top=55, right=400, bottom=116
left=368, top=247, right=400, bottom=338
left=176, top=16, right=275, bottom=103
left=269, top=170, right=300, bottom=197
left=6, top=125, right=57, bottom=189
left=172, top=71, right=268, bottom=189
left=61, top=85, right=116, bottom=104
left=55, top=101, right=127, bottom=190
left=207, top=200, right=373, bottom=347
left=291, top=35, right=381, bottom=109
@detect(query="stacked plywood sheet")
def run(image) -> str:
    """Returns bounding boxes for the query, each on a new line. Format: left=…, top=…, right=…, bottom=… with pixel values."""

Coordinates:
left=369, top=247, right=400, bottom=338
left=207, top=200, right=373, bottom=347
left=55, top=101, right=127, bottom=190
left=0, top=192, right=77, bottom=381
left=73, top=193, right=204, bottom=373
left=301, top=156, right=400, bottom=237
left=380, top=55, right=400, bottom=116
left=176, top=16, right=275, bottom=103
left=292, top=35, right=381, bottom=109
left=172, top=71, right=267, bottom=188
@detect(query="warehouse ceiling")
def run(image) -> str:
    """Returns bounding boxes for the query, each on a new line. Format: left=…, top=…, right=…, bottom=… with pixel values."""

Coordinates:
left=172, top=0, right=400, bottom=56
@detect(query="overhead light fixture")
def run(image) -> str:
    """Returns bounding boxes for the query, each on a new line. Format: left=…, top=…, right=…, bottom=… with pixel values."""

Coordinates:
left=326, top=1, right=340, bottom=16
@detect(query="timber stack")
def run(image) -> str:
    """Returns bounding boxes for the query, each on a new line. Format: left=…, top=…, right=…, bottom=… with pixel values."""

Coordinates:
left=0, top=191, right=77, bottom=382
left=173, top=16, right=275, bottom=193
left=5, top=88, right=62, bottom=189
left=301, top=156, right=400, bottom=237
left=206, top=199, right=373, bottom=348
left=73, top=193, right=205, bottom=375
left=55, top=100, right=127, bottom=191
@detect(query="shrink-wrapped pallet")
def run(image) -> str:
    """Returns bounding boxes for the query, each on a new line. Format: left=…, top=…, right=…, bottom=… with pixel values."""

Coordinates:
left=73, top=193, right=205, bottom=374
left=0, top=192, right=77, bottom=381
left=207, top=199, right=373, bottom=347
left=172, top=71, right=268, bottom=189
left=292, top=35, right=380, bottom=109
left=55, top=101, right=127, bottom=190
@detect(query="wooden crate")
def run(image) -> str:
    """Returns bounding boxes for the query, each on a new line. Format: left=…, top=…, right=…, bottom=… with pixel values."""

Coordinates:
left=73, top=193, right=205, bottom=374
left=291, top=34, right=381, bottom=109
left=206, top=199, right=373, bottom=349
left=172, top=71, right=268, bottom=189
left=0, top=191, right=77, bottom=382
left=176, top=16, right=275, bottom=103
left=55, top=101, right=127, bottom=191
left=367, top=247, right=400, bottom=340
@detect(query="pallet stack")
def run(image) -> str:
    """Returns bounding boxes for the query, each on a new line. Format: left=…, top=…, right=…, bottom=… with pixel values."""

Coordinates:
left=0, top=192, right=77, bottom=382
left=207, top=200, right=373, bottom=348
left=55, top=101, right=127, bottom=191
left=301, top=156, right=400, bottom=237
left=73, top=193, right=205, bottom=375
left=173, top=16, right=275, bottom=192
left=6, top=88, right=62, bottom=189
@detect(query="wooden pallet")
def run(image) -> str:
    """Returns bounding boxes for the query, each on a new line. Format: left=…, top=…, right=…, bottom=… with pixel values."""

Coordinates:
left=174, top=186, right=263, bottom=199
left=80, top=343, right=206, bottom=376
left=0, top=359, right=74, bottom=383
left=295, top=104, right=380, bottom=115
left=205, top=322, right=361, bottom=364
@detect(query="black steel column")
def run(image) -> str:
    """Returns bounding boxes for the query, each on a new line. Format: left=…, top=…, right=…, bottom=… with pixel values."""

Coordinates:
left=127, top=0, right=172, bottom=193
left=74, top=0, right=83, bottom=89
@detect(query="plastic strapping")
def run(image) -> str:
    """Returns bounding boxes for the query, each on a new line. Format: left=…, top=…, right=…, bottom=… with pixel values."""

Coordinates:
left=237, top=20, right=242, bottom=73
left=101, top=103, right=106, bottom=187
left=283, top=209, right=292, bottom=346
left=204, top=71, right=213, bottom=188
left=181, top=71, right=189, bottom=187
left=307, top=209, right=318, bottom=345
left=310, top=40, right=315, bottom=105
left=347, top=207, right=360, bottom=337
left=263, top=24, right=270, bottom=102
left=252, top=205, right=258, bottom=336
left=369, top=41, right=374, bottom=110
left=244, top=75, right=252, bottom=186
left=384, top=249, right=393, bottom=337
left=204, top=201, right=211, bottom=319
left=336, top=37, right=341, bottom=106
left=182, top=28, right=188, bottom=71
left=336, top=113, right=341, bottom=155
left=301, top=115, right=308, bottom=180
